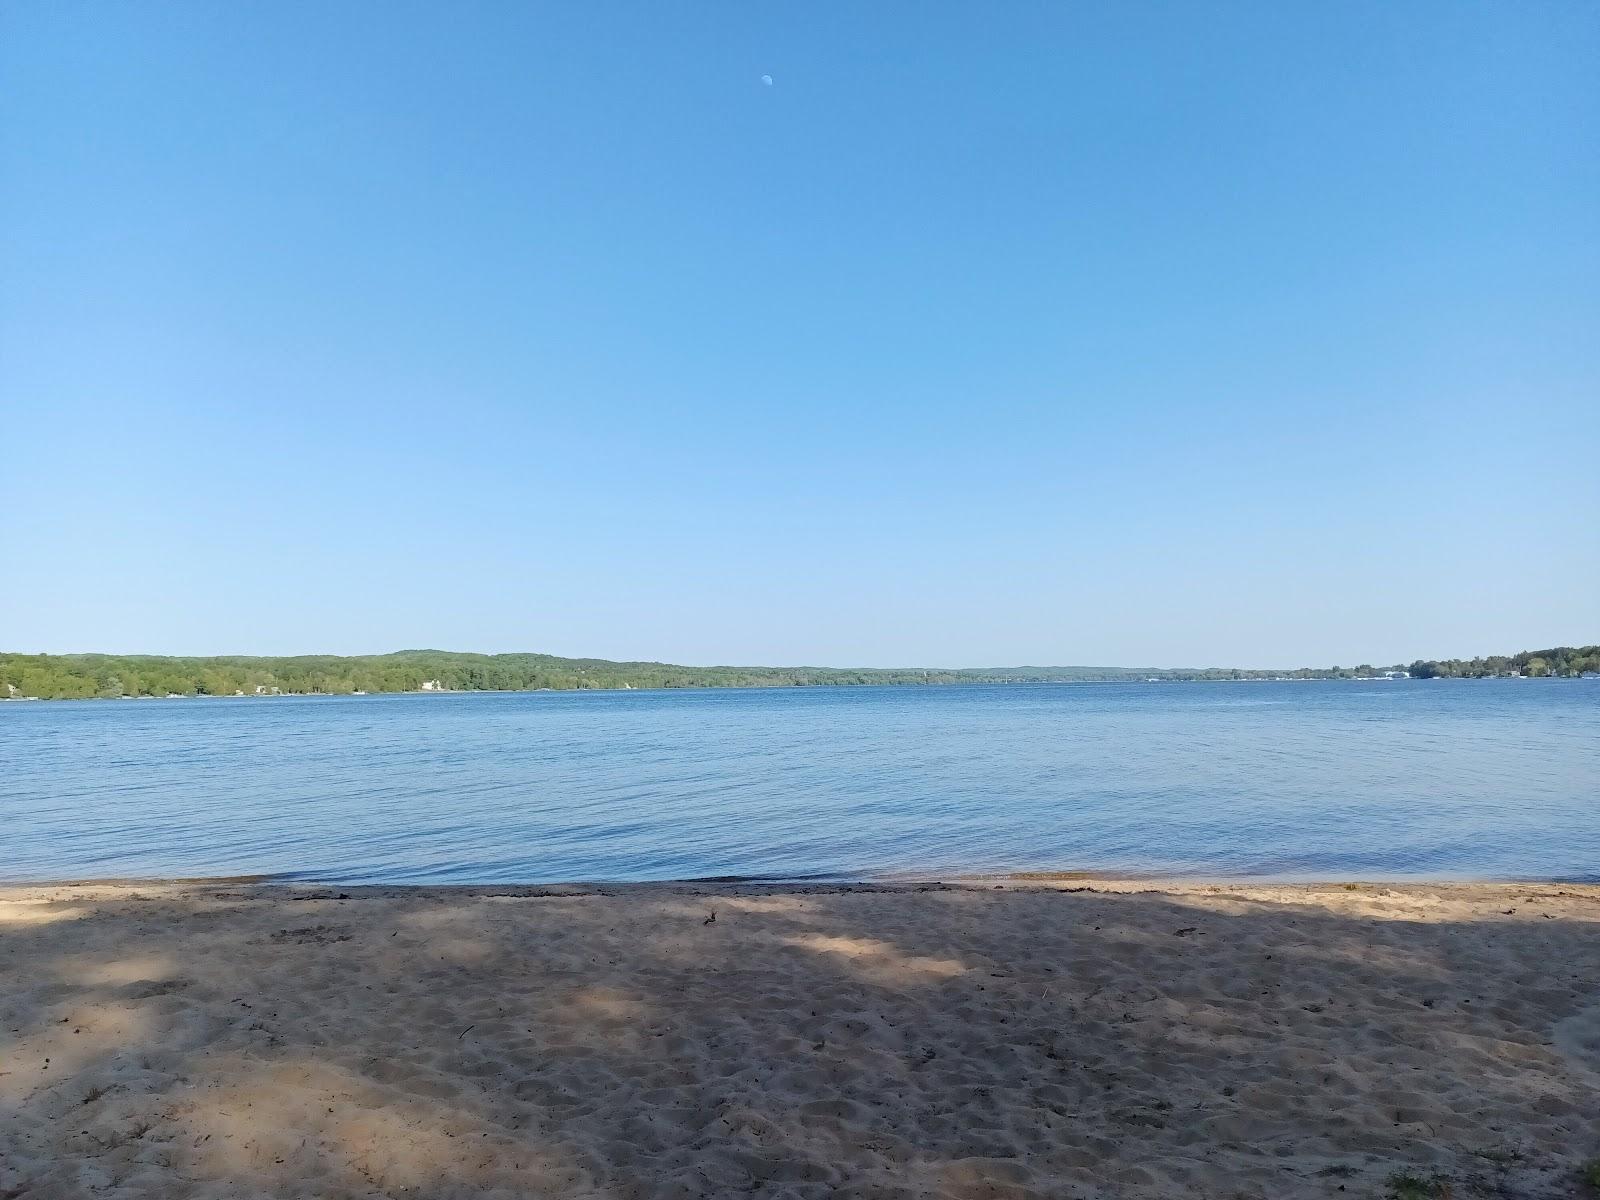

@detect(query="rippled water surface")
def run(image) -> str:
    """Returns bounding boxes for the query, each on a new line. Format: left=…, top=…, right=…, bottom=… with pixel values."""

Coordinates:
left=3, top=681, right=1596, bottom=883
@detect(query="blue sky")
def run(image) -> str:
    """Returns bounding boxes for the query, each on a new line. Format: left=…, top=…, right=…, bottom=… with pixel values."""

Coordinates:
left=3, top=1, right=1596, bottom=668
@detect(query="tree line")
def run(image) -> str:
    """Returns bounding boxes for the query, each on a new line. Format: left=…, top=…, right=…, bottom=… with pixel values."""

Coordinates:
left=0, top=652, right=1141, bottom=699
left=1, top=645, right=1593, bottom=701
left=1403, top=646, right=1598, bottom=679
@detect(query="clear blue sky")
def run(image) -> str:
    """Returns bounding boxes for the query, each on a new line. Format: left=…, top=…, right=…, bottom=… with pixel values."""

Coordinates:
left=3, top=2, right=1595, bottom=668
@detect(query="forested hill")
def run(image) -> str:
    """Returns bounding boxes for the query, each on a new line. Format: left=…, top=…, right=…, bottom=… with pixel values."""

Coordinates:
left=1, top=652, right=1150, bottom=699
left=1, top=645, right=1594, bottom=700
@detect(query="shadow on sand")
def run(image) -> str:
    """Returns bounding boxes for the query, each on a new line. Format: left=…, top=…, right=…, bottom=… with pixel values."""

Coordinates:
left=2, top=881, right=1597, bottom=1198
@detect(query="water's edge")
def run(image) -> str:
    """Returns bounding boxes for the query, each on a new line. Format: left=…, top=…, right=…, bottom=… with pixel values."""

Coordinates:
left=9, top=868, right=1598, bottom=890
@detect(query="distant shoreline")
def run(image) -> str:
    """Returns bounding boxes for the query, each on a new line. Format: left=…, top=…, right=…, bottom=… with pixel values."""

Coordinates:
left=3, top=673, right=1589, bottom=704
left=4, top=644, right=1594, bottom=701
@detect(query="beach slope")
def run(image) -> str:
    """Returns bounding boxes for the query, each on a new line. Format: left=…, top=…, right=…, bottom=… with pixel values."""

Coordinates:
left=2, top=880, right=1597, bottom=1198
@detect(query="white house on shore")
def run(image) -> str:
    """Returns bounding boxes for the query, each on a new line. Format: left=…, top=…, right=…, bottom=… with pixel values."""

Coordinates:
left=420, top=679, right=445, bottom=691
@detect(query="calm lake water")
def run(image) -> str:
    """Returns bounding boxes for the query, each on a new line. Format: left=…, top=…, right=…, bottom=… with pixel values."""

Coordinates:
left=3, top=680, right=1596, bottom=884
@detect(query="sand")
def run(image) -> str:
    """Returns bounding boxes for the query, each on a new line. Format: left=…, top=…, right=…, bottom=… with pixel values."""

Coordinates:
left=2, top=879, right=1597, bottom=1199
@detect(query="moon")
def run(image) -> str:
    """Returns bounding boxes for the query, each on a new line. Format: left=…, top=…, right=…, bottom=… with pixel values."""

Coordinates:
left=760, top=74, right=773, bottom=86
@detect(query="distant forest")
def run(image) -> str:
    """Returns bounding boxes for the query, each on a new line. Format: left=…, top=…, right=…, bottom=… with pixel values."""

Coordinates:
left=2, top=645, right=1595, bottom=700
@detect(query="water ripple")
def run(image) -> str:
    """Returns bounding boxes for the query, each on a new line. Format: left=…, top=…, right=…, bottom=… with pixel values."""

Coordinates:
left=2, top=680, right=1596, bottom=883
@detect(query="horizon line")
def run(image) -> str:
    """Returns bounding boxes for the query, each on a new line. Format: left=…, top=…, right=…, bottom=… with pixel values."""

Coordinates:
left=7, top=643, right=1593, bottom=675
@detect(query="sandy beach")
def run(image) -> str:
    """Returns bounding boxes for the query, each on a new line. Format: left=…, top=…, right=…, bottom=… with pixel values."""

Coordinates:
left=3, top=879, right=1597, bottom=1199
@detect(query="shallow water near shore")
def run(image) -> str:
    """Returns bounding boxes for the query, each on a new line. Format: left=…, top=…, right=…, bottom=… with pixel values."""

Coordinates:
left=3, top=679, right=1596, bottom=884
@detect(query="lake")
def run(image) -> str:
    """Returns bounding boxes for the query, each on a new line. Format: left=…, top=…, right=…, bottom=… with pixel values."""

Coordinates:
left=3, top=680, right=1596, bottom=884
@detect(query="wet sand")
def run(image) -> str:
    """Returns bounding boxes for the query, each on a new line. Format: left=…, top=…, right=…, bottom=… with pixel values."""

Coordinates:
left=2, top=879, right=1597, bottom=1198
